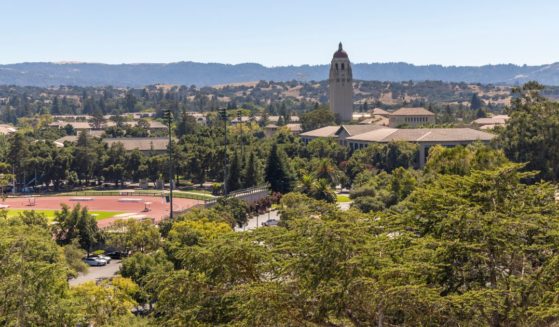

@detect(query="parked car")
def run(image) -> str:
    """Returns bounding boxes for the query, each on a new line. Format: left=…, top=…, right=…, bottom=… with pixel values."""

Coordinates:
left=83, top=257, right=107, bottom=266
left=105, top=251, right=128, bottom=260
left=262, top=219, right=279, bottom=227
left=90, top=254, right=111, bottom=263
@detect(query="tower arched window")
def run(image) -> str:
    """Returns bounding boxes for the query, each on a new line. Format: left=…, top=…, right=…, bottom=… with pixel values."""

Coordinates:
left=335, top=63, right=338, bottom=70
left=341, top=63, right=345, bottom=70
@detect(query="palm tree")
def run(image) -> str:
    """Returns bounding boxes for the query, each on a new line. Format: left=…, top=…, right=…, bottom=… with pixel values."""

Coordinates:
left=297, top=174, right=315, bottom=194
left=311, top=179, right=337, bottom=203
left=314, top=158, right=344, bottom=186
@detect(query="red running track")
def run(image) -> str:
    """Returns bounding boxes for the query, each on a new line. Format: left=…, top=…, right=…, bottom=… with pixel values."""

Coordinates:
left=1, top=195, right=203, bottom=227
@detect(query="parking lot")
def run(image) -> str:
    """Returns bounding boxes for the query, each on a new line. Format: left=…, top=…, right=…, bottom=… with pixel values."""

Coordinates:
left=69, top=260, right=122, bottom=286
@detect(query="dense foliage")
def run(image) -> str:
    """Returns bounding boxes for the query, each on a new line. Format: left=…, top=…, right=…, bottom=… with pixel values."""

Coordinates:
left=499, top=82, right=559, bottom=181
left=2, top=82, right=559, bottom=325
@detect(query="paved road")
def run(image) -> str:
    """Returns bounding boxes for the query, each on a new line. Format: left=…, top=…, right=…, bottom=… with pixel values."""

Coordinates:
left=338, top=201, right=352, bottom=211
left=69, top=260, right=122, bottom=286
left=235, top=210, right=280, bottom=231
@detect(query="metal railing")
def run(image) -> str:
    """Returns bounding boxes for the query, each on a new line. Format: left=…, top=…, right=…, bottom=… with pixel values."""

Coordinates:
left=203, top=185, right=270, bottom=207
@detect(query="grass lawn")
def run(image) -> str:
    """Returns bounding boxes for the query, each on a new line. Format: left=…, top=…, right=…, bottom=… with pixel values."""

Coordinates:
left=4, top=209, right=125, bottom=221
left=336, top=194, right=351, bottom=203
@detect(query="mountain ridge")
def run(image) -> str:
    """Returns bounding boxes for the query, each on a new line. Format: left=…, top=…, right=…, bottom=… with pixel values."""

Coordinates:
left=1, top=61, right=559, bottom=87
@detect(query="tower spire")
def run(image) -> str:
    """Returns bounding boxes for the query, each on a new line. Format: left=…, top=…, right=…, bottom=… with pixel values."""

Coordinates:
left=338, top=42, right=343, bottom=51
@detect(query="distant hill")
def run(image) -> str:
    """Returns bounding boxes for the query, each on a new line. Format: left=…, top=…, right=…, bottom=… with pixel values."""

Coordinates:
left=1, top=61, right=559, bottom=87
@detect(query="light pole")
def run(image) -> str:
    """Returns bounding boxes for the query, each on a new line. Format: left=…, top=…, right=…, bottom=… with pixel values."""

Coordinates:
left=163, top=109, right=174, bottom=221
left=237, top=109, right=244, bottom=159
left=220, top=108, right=228, bottom=195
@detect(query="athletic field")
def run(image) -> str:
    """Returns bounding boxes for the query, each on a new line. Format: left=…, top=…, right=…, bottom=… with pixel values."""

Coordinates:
left=1, top=195, right=203, bottom=227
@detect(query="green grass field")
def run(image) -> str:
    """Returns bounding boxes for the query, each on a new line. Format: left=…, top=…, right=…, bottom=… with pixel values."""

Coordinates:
left=336, top=194, right=351, bottom=203
left=4, top=209, right=125, bottom=221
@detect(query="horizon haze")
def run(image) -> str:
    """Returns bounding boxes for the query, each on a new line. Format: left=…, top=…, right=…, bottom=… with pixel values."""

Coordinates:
left=1, top=0, right=558, bottom=67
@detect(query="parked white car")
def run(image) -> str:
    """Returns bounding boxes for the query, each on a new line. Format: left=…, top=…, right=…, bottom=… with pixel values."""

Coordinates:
left=84, top=257, right=107, bottom=266
left=91, top=254, right=111, bottom=263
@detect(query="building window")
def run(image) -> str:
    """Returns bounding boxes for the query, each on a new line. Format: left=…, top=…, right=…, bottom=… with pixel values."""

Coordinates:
left=335, top=63, right=338, bottom=70
left=341, top=63, right=345, bottom=70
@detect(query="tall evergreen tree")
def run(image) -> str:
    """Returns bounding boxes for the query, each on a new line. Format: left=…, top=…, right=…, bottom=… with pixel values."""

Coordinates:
left=243, top=151, right=258, bottom=188
left=226, top=150, right=242, bottom=192
left=51, top=96, right=60, bottom=115
left=8, top=133, right=30, bottom=187
left=265, top=143, right=295, bottom=193
left=470, top=93, right=483, bottom=110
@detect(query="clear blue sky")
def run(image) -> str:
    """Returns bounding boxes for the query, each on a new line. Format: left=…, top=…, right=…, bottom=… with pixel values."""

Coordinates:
left=1, top=0, right=558, bottom=66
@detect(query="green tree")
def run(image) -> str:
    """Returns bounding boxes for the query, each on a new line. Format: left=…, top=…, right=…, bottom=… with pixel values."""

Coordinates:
left=106, top=219, right=161, bottom=254
left=0, top=222, right=73, bottom=325
left=243, top=150, right=259, bottom=188
left=72, top=131, right=101, bottom=185
left=470, top=93, right=483, bottom=110
left=63, top=241, right=89, bottom=278
left=265, top=143, right=295, bottom=193
left=226, top=150, right=242, bottom=192
left=52, top=204, right=104, bottom=256
left=300, top=106, right=336, bottom=131
left=214, top=197, right=250, bottom=228
left=499, top=81, right=559, bottom=181
left=426, top=143, right=508, bottom=176
left=396, top=164, right=559, bottom=325
left=103, top=142, right=127, bottom=186
left=7, top=132, right=30, bottom=188
left=70, top=278, right=139, bottom=326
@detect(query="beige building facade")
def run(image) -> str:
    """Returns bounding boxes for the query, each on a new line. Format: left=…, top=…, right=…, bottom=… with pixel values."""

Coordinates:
left=388, top=107, right=436, bottom=127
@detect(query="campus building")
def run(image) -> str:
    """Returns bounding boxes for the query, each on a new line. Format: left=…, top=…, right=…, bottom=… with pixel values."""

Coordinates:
left=388, top=107, right=436, bottom=127
left=300, top=125, right=494, bottom=167
left=473, top=114, right=509, bottom=130
left=103, top=137, right=169, bottom=154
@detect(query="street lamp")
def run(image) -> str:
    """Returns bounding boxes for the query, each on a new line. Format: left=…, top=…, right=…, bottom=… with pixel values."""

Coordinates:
left=163, top=109, right=174, bottom=221
left=220, top=108, right=228, bottom=195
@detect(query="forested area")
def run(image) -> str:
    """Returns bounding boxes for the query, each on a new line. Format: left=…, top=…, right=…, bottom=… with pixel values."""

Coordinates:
left=3, top=145, right=559, bottom=326
left=2, top=82, right=559, bottom=326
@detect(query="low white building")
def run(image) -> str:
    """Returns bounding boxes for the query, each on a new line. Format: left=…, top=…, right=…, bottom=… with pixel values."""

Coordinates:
left=301, top=124, right=495, bottom=168
left=473, top=115, right=509, bottom=130
left=347, top=128, right=494, bottom=167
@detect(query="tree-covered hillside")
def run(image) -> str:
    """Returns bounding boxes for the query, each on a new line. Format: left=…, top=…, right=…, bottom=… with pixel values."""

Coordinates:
left=2, top=61, right=559, bottom=87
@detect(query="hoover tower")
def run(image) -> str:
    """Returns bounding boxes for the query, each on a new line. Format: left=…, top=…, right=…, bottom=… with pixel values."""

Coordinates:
left=328, top=42, right=353, bottom=121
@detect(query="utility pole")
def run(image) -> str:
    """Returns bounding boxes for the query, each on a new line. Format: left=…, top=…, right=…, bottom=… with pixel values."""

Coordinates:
left=220, top=108, right=228, bottom=195
left=163, top=109, right=174, bottom=221
left=237, top=109, right=244, bottom=158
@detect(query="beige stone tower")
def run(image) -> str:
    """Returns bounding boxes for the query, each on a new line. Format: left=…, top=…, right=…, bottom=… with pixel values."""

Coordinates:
left=329, top=42, right=353, bottom=121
